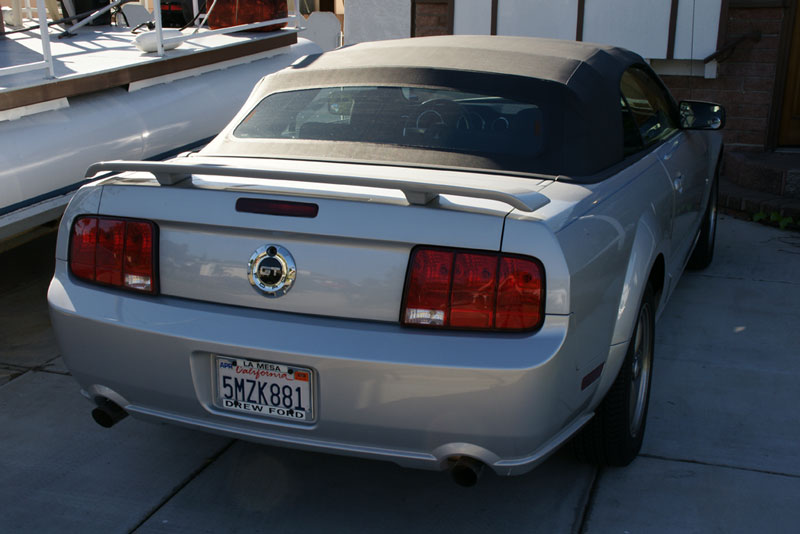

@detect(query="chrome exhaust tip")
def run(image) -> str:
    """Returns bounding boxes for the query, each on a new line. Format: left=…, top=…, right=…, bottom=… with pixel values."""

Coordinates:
left=450, top=456, right=485, bottom=487
left=91, top=398, right=128, bottom=428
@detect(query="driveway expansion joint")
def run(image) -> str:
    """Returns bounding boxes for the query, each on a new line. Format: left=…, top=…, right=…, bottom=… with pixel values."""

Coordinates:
left=38, top=368, right=71, bottom=376
left=576, top=467, right=601, bottom=534
left=128, top=439, right=236, bottom=533
left=0, top=367, right=27, bottom=386
left=0, top=358, right=71, bottom=388
left=639, top=453, right=800, bottom=480
left=0, top=363, right=30, bottom=371
left=0, top=361, right=69, bottom=376
left=692, top=272, right=800, bottom=286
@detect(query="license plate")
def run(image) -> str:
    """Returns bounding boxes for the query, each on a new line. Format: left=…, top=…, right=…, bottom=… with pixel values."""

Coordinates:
left=214, top=356, right=313, bottom=422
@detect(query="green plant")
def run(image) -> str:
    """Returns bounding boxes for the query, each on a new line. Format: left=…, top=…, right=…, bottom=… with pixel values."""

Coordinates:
left=754, top=211, right=794, bottom=229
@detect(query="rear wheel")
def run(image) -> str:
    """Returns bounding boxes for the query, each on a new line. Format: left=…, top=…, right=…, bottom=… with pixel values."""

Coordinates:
left=573, top=286, right=655, bottom=466
left=687, top=170, right=719, bottom=270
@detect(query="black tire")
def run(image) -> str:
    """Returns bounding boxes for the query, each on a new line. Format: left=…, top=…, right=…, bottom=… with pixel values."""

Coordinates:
left=572, top=285, right=655, bottom=466
left=687, top=170, right=719, bottom=270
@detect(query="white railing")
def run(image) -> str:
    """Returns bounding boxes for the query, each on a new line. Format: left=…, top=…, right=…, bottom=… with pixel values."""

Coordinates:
left=0, top=1, right=300, bottom=81
left=0, top=0, right=55, bottom=79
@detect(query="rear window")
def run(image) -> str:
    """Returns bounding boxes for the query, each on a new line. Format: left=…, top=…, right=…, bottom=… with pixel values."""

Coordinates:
left=234, top=86, right=545, bottom=159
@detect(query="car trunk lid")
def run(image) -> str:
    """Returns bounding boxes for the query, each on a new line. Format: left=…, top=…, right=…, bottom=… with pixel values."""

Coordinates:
left=94, top=158, right=551, bottom=323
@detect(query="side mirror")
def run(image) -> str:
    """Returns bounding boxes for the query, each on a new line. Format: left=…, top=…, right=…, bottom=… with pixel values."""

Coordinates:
left=680, top=101, right=725, bottom=130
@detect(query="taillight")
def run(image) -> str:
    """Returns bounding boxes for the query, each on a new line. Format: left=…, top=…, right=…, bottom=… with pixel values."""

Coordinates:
left=401, top=246, right=544, bottom=332
left=69, top=216, right=157, bottom=294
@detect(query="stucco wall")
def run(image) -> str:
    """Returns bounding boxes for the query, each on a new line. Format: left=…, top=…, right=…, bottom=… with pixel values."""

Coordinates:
left=496, top=0, right=578, bottom=41
left=344, top=0, right=411, bottom=45
left=453, top=0, right=491, bottom=35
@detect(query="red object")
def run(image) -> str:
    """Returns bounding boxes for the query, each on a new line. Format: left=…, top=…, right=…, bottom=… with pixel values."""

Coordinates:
left=495, top=257, right=544, bottom=330
left=70, top=217, right=98, bottom=281
left=450, top=252, right=497, bottom=328
left=294, top=371, right=310, bottom=382
left=402, top=246, right=544, bottom=331
left=404, top=248, right=453, bottom=322
left=69, top=216, right=157, bottom=294
left=235, top=198, right=319, bottom=218
left=206, top=0, right=288, bottom=32
left=95, top=219, right=125, bottom=286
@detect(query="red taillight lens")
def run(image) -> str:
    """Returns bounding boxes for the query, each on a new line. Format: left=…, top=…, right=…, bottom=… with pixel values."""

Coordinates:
left=123, top=221, right=155, bottom=292
left=95, top=219, right=125, bottom=286
left=403, top=249, right=453, bottom=326
left=70, top=217, right=97, bottom=281
left=402, top=247, right=544, bottom=331
left=450, top=252, right=497, bottom=328
left=69, top=216, right=157, bottom=294
left=496, top=257, right=543, bottom=330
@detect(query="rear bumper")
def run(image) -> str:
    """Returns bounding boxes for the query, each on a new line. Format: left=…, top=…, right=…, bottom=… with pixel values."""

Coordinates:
left=49, top=260, right=588, bottom=475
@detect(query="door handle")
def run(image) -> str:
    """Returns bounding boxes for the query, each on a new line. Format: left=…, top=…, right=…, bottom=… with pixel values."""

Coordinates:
left=661, top=138, right=681, bottom=161
left=673, top=173, right=684, bottom=193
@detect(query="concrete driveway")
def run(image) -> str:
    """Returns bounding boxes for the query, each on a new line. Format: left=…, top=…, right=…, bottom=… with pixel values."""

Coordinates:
left=1, top=215, right=798, bottom=533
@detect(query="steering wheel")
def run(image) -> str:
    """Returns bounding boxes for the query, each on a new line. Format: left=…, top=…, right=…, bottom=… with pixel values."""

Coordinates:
left=415, top=99, right=471, bottom=130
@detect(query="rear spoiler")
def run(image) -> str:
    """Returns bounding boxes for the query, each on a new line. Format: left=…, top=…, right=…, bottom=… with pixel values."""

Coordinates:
left=86, top=160, right=552, bottom=213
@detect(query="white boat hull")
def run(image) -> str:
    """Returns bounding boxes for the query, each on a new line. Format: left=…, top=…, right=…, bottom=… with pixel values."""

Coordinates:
left=0, top=39, right=321, bottom=241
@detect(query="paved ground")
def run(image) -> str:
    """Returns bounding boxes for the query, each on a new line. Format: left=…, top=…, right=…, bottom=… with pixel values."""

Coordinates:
left=1, top=215, right=798, bottom=533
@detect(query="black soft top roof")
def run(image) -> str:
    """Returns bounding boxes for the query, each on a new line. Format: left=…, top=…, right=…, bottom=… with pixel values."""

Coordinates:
left=272, top=35, right=642, bottom=90
left=206, top=36, right=648, bottom=177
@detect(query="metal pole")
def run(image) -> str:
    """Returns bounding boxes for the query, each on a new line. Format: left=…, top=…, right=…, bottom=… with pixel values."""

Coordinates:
left=36, top=0, right=55, bottom=77
left=11, top=0, right=23, bottom=27
left=153, top=0, right=164, bottom=56
left=192, top=0, right=200, bottom=28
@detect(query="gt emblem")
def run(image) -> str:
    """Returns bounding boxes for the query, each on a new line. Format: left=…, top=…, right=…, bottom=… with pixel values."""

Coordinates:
left=258, top=261, right=283, bottom=284
left=247, top=245, right=296, bottom=298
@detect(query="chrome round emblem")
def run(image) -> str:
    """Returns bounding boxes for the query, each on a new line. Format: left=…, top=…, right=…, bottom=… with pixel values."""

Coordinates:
left=247, top=245, right=296, bottom=298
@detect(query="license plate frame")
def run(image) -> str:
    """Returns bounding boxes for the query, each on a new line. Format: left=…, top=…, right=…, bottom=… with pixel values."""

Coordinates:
left=213, top=355, right=313, bottom=422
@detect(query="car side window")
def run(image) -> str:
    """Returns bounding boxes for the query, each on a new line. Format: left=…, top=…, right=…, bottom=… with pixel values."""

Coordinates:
left=620, top=95, right=643, bottom=155
left=620, top=68, right=678, bottom=149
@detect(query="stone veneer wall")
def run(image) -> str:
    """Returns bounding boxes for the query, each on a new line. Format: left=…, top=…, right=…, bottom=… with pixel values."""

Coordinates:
left=661, top=6, right=787, bottom=151
left=412, top=0, right=451, bottom=37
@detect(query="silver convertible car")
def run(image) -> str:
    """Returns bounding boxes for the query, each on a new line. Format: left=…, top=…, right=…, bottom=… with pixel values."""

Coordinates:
left=48, top=36, right=723, bottom=486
